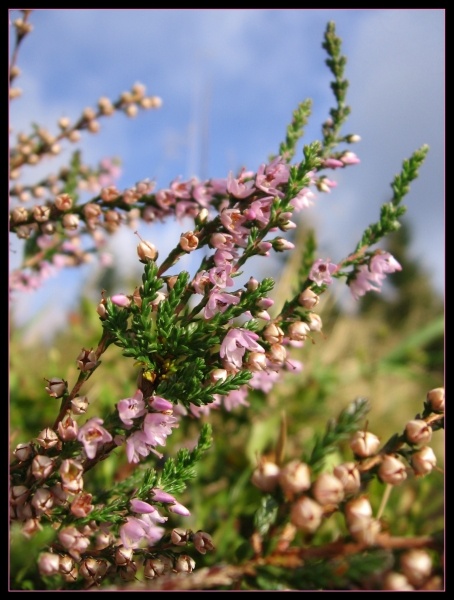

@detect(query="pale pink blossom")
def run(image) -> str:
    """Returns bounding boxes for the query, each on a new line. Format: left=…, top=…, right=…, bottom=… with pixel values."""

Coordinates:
left=220, top=328, right=265, bottom=369
left=204, top=290, right=240, bottom=319
left=369, top=251, right=402, bottom=275
left=222, top=387, right=250, bottom=411
left=77, top=418, right=112, bottom=459
left=226, top=170, right=255, bottom=198
left=117, top=389, right=147, bottom=428
left=142, top=412, right=179, bottom=448
left=126, top=430, right=152, bottom=463
left=309, top=258, right=338, bottom=285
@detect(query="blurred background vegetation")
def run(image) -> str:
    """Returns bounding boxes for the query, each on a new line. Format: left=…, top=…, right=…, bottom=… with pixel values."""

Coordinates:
left=9, top=218, right=444, bottom=589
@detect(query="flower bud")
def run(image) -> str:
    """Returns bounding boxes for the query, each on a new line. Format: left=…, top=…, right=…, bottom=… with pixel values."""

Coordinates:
left=350, top=430, right=380, bottom=458
left=246, top=277, right=259, bottom=291
left=175, top=554, right=196, bottom=573
left=400, top=549, right=432, bottom=587
left=36, top=427, right=59, bottom=450
left=33, top=205, right=50, bottom=222
left=287, top=321, right=311, bottom=342
left=10, top=485, right=29, bottom=506
left=426, top=387, right=444, bottom=412
left=11, top=206, right=29, bottom=224
left=171, top=527, right=189, bottom=545
left=411, top=446, right=437, bottom=476
left=70, top=492, right=94, bottom=518
left=137, top=240, right=158, bottom=262
left=210, top=368, right=227, bottom=384
left=38, top=552, right=60, bottom=576
left=55, top=194, right=73, bottom=212
left=290, top=496, right=323, bottom=533
left=251, top=459, right=280, bottom=492
left=13, top=442, right=34, bottom=462
left=144, top=555, right=173, bottom=578
left=57, top=414, right=79, bottom=441
left=344, top=496, right=373, bottom=524
left=58, top=554, right=75, bottom=577
left=119, top=560, right=138, bottom=581
left=22, top=518, right=43, bottom=538
left=268, top=343, right=287, bottom=366
left=180, top=231, right=199, bottom=252
left=31, top=487, right=54, bottom=515
left=115, top=545, right=134, bottom=566
left=71, top=396, right=89, bottom=414
left=378, top=454, right=407, bottom=485
left=307, top=313, right=323, bottom=332
left=246, top=351, right=268, bottom=372
left=31, top=454, right=54, bottom=480
left=405, top=420, right=432, bottom=445
left=333, top=462, right=361, bottom=495
left=312, top=472, right=345, bottom=506
left=76, top=348, right=99, bottom=372
left=263, top=323, right=284, bottom=344
left=45, top=377, right=67, bottom=399
left=62, top=213, right=79, bottom=231
left=273, top=237, right=295, bottom=251
left=192, top=531, right=215, bottom=554
left=278, top=460, right=312, bottom=496
left=348, top=515, right=381, bottom=545
left=382, top=572, right=414, bottom=590
left=79, top=557, right=109, bottom=582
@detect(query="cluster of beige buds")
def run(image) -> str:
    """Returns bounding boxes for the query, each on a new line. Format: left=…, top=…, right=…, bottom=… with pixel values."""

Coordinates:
left=251, top=386, right=443, bottom=566
left=10, top=81, right=162, bottom=177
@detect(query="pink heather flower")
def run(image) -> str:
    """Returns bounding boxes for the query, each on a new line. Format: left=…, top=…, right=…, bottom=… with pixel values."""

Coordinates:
left=189, top=401, right=217, bottom=418
left=117, top=389, right=147, bottom=428
left=143, top=412, right=179, bottom=448
left=322, top=157, right=344, bottom=169
left=168, top=502, right=191, bottom=516
left=348, top=252, right=401, bottom=301
left=151, top=489, right=177, bottom=503
left=120, top=515, right=166, bottom=549
left=249, top=369, right=281, bottom=393
left=255, top=156, right=289, bottom=196
left=204, top=290, right=240, bottom=319
left=111, top=294, right=131, bottom=308
left=222, top=386, right=250, bottom=411
left=210, top=232, right=236, bottom=251
left=309, top=259, right=338, bottom=285
left=220, top=328, right=265, bottom=369
left=192, top=270, right=210, bottom=294
left=243, top=197, right=273, bottom=226
left=149, top=396, right=174, bottom=413
left=349, top=264, right=383, bottom=299
left=369, top=251, right=402, bottom=275
left=131, top=498, right=159, bottom=514
left=214, top=248, right=237, bottom=265
left=340, top=151, right=361, bottom=165
left=226, top=170, right=255, bottom=198
left=220, top=208, right=250, bottom=240
left=126, top=430, right=152, bottom=463
left=149, top=488, right=191, bottom=517
left=77, top=418, right=112, bottom=459
left=208, top=264, right=235, bottom=288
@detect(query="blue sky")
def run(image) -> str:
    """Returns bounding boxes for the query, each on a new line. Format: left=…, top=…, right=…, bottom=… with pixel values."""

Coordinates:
left=9, top=9, right=445, bottom=340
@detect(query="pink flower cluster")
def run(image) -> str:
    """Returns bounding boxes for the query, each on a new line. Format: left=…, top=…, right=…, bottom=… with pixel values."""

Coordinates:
left=349, top=251, right=402, bottom=299
left=116, top=391, right=179, bottom=463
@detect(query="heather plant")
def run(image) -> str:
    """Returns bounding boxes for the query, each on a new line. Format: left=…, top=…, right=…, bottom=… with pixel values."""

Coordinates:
left=9, top=11, right=444, bottom=591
